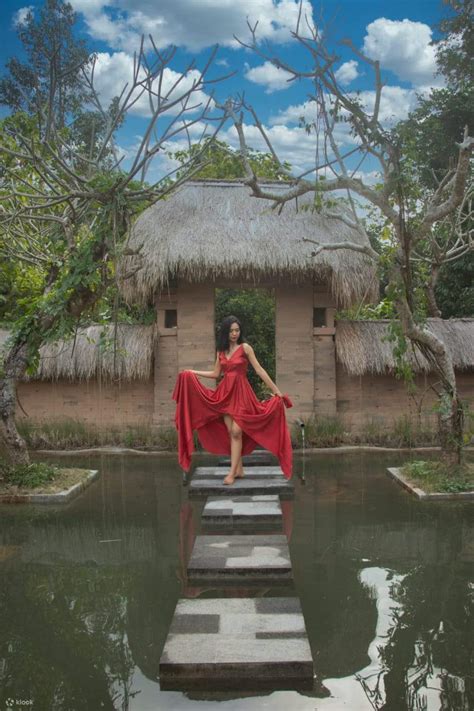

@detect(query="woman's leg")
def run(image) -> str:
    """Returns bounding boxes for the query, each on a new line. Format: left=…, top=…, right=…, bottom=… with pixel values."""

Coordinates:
left=222, top=415, right=243, bottom=485
left=223, top=415, right=244, bottom=479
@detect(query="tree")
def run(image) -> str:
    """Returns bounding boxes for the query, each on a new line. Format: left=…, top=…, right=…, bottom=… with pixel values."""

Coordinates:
left=435, top=0, right=474, bottom=90
left=220, top=7, right=473, bottom=465
left=0, top=0, right=91, bottom=138
left=0, top=24, right=228, bottom=465
left=393, top=3, right=474, bottom=318
left=171, top=137, right=291, bottom=180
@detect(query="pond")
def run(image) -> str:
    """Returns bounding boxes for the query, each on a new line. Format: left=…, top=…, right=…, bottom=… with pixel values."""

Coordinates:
left=0, top=451, right=472, bottom=711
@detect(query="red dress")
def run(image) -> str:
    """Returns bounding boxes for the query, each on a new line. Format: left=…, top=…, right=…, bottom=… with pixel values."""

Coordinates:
left=172, top=343, right=293, bottom=479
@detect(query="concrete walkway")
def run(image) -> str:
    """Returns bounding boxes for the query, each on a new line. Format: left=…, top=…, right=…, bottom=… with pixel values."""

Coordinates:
left=159, top=453, right=314, bottom=691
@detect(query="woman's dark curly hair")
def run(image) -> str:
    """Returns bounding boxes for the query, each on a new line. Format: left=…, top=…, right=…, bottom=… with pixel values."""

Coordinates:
left=216, top=315, right=246, bottom=353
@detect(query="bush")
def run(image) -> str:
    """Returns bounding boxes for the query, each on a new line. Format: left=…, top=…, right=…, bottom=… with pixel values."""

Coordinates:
left=0, top=461, right=60, bottom=488
left=402, top=460, right=474, bottom=493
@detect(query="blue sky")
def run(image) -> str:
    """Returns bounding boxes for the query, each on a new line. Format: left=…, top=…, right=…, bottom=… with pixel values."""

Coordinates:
left=0, top=1, right=449, bottom=180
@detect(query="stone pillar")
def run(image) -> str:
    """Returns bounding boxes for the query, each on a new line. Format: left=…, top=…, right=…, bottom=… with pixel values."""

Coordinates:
left=313, top=285, right=337, bottom=416
left=275, top=281, right=314, bottom=422
left=177, top=279, right=216, bottom=374
left=153, top=286, right=178, bottom=426
left=153, top=279, right=216, bottom=426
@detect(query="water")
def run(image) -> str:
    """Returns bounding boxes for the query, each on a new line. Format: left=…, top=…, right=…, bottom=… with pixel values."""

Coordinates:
left=0, top=451, right=472, bottom=711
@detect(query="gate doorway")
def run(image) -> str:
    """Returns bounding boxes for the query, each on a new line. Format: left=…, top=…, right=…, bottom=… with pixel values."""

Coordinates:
left=214, top=288, right=275, bottom=399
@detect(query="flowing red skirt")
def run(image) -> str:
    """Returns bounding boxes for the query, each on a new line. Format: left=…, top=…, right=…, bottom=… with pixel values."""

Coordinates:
left=172, top=355, right=293, bottom=478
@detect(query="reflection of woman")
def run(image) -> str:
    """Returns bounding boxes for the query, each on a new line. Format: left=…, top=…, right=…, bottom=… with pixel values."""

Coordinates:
left=172, top=315, right=293, bottom=483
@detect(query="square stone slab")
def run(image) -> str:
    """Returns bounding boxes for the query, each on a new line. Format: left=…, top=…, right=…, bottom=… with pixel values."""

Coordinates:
left=202, top=495, right=282, bottom=530
left=189, top=477, right=294, bottom=499
left=159, top=597, right=314, bottom=690
left=193, top=466, right=284, bottom=480
left=218, top=452, right=275, bottom=467
left=187, top=534, right=292, bottom=584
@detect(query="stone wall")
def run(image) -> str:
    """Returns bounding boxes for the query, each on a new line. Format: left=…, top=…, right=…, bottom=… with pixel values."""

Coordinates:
left=336, top=366, right=474, bottom=432
left=16, top=377, right=155, bottom=429
left=13, top=276, right=473, bottom=434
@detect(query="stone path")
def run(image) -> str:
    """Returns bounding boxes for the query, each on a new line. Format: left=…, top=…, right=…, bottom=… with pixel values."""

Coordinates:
left=189, top=476, right=294, bottom=498
left=187, top=534, right=292, bottom=584
left=159, top=456, right=314, bottom=691
left=201, top=494, right=282, bottom=530
left=217, top=451, right=275, bottom=467
left=159, top=597, right=313, bottom=691
left=192, top=466, right=284, bottom=479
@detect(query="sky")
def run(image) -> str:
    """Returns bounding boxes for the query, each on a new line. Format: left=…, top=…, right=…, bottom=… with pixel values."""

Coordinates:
left=0, top=0, right=450, bottom=182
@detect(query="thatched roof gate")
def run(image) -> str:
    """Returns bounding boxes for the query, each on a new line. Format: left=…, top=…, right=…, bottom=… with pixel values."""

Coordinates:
left=118, top=180, right=378, bottom=308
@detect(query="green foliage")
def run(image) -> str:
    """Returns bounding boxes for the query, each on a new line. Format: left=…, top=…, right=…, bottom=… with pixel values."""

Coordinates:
left=0, top=461, right=60, bottom=488
left=435, top=0, right=474, bottom=90
left=337, top=298, right=396, bottom=321
left=435, top=253, right=474, bottom=318
left=215, top=288, right=275, bottom=398
left=0, top=0, right=90, bottom=126
left=171, top=138, right=292, bottom=181
left=402, top=459, right=474, bottom=492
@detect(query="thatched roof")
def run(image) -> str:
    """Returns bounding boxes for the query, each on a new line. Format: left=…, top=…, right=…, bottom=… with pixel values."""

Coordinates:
left=336, top=318, right=474, bottom=375
left=118, top=180, right=378, bottom=308
left=0, top=324, right=157, bottom=382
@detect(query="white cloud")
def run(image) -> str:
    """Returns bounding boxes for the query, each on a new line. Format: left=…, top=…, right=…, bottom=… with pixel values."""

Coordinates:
left=70, top=0, right=315, bottom=51
left=269, top=100, right=358, bottom=150
left=334, top=60, right=359, bottom=86
left=352, top=85, right=421, bottom=124
left=362, top=18, right=441, bottom=87
left=12, top=5, right=33, bottom=27
left=271, top=82, right=426, bottom=136
left=245, top=61, right=293, bottom=93
left=90, top=51, right=212, bottom=117
left=219, top=121, right=325, bottom=176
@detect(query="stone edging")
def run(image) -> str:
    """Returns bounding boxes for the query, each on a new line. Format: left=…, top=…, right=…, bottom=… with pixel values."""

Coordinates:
left=0, top=469, right=99, bottom=504
left=33, top=445, right=474, bottom=456
left=386, top=467, right=474, bottom=501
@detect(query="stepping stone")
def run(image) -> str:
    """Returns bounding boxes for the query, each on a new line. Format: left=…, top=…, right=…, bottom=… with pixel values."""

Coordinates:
left=193, top=466, right=284, bottom=480
left=202, top=495, right=282, bottom=530
left=189, top=477, right=293, bottom=499
left=159, top=597, right=314, bottom=690
left=187, top=534, right=292, bottom=584
left=218, top=451, right=275, bottom=467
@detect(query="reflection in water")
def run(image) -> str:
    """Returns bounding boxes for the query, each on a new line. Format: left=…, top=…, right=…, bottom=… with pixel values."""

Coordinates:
left=0, top=451, right=472, bottom=710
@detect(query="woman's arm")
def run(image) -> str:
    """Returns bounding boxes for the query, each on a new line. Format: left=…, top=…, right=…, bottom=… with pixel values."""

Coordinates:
left=243, top=344, right=283, bottom=396
left=182, top=353, right=222, bottom=380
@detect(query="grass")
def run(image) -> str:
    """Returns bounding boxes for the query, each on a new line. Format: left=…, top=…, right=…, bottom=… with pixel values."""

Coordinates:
left=292, top=414, right=346, bottom=448
left=0, top=461, right=92, bottom=494
left=356, top=415, right=439, bottom=448
left=401, top=460, right=474, bottom=494
left=15, top=414, right=472, bottom=453
left=17, top=418, right=180, bottom=451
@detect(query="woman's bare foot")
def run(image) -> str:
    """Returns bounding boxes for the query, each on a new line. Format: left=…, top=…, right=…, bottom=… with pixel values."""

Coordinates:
left=223, top=471, right=236, bottom=485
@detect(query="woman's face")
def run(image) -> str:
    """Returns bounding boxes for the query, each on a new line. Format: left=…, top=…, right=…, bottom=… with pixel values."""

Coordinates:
left=229, top=322, right=240, bottom=343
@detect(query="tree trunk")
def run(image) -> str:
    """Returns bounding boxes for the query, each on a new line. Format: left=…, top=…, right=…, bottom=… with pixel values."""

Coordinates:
left=437, top=391, right=464, bottom=466
left=394, top=263, right=464, bottom=468
left=427, top=264, right=442, bottom=318
left=0, top=340, right=30, bottom=465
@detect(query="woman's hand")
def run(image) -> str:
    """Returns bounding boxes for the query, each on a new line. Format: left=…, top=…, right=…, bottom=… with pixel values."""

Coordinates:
left=273, top=389, right=283, bottom=398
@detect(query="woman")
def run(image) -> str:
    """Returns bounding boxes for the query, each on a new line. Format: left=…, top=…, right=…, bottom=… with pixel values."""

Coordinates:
left=172, top=315, right=293, bottom=483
